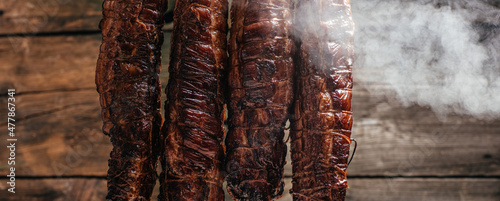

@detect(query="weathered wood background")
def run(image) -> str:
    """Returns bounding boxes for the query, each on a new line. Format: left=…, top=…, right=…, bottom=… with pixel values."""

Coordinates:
left=0, top=0, right=499, bottom=200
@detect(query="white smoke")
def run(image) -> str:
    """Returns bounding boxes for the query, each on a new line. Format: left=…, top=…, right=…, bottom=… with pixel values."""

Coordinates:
left=352, top=0, right=500, bottom=119
left=294, top=0, right=355, bottom=74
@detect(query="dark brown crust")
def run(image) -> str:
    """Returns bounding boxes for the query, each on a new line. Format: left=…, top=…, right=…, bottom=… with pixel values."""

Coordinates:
left=290, top=0, right=354, bottom=200
left=226, top=0, right=295, bottom=200
left=159, top=0, right=228, bottom=200
left=96, top=0, right=167, bottom=200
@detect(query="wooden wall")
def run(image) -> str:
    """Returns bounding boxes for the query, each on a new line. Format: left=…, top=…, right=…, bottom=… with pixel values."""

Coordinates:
left=0, top=0, right=499, bottom=200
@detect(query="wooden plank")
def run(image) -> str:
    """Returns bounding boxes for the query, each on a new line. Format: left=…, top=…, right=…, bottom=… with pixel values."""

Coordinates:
left=0, top=0, right=497, bottom=36
left=0, top=178, right=107, bottom=200
left=345, top=178, right=500, bottom=201
left=345, top=85, right=500, bottom=176
left=0, top=33, right=171, bottom=94
left=0, top=0, right=102, bottom=35
left=0, top=0, right=177, bottom=35
left=0, top=90, right=111, bottom=176
left=0, top=34, right=102, bottom=93
left=284, top=84, right=500, bottom=177
left=0, top=34, right=171, bottom=176
left=0, top=178, right=499, bottom=200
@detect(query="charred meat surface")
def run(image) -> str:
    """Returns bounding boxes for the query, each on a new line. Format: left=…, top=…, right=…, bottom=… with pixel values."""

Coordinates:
left=226, top=0, right=295, bottom=200
left=95, top=0, right=167, bottom=200
left=159, top=0, right=228, bottom=200
left=290, top=0, right=354, bottom=200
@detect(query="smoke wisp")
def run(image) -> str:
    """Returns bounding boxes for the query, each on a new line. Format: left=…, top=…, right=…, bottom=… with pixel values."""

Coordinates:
left=352, top=0, right=500, bottom=119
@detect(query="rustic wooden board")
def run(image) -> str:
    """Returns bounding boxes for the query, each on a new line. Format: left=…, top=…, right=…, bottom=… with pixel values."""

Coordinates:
left=0, top=34, right=102, bottom=93
left=0, top=33, right=171, bottom=176
left=0, top=178, right=107, bottom=201
left=0, top=33, right=171, bottom=94
left=0, top=0, right=176, bottom=35
left=0, top=90, right=111, bottom=176
left=284, top=84, right=500, bottom=177
left=1, top=178, right=499, bottom=201
left=0, top=0, right=102, bottom=35
left=346, top=178, right=500, bottom=201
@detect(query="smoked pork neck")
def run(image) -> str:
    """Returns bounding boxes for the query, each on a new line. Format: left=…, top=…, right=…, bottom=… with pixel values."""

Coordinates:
left=290, top=0, right=355, bottom=200
left=159, top=0, right=228, bottom=200
left=226, top=0, right=295, bottom=200
left=96, top=0, right=167, bottom=200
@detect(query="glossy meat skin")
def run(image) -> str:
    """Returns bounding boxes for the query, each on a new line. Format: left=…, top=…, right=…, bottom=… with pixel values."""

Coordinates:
left=226, top=0, right=295, bottom=200
left=159, top=0, right=228, bottom=200
left=95, top=0, right=167, bottom=200
left=290, top=0, right=354, bottom=200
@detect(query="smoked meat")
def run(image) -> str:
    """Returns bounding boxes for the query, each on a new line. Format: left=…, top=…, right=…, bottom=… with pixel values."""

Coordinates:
left=159, top=0, right=228, bottom=200
left=290, top=0, right=354, bottom=200
left=95, top=0, right=167, bottom=200
left=226, top=0, right=295, bottom=200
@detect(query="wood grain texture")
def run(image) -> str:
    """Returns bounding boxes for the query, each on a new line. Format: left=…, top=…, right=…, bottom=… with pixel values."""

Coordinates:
left=0, top=178, right=107, bottom=201
left=283, top=84, right=500, bottom=177
left=345, top=178, right=500, bottom=201
left=0, top=0, right=103, bottom=35
left=1, top=178, right=499, bottom=201
left=0, top=33, right=172, bottom=177
left=0, top=90, right=111, bottom=176
left=0, top=35, right=102, bottom=93
left=347, top=85, right=500, bottom=177
left=0, top=0, right=175, bottom=35
left=0, top=33, right=171, bottom=94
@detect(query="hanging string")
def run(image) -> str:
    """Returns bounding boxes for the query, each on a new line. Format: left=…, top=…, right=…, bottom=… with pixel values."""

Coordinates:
left=348, top=138, right=357, bottom=166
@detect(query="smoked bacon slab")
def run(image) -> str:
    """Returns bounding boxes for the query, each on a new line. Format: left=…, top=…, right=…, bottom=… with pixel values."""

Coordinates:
left=226, top=0, right=295, bottom=200
left=95, top=0, right=167, bottom=200
left=159, top=0, right=228, bottom=200
left=290, top=0, right=354, bottom=200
